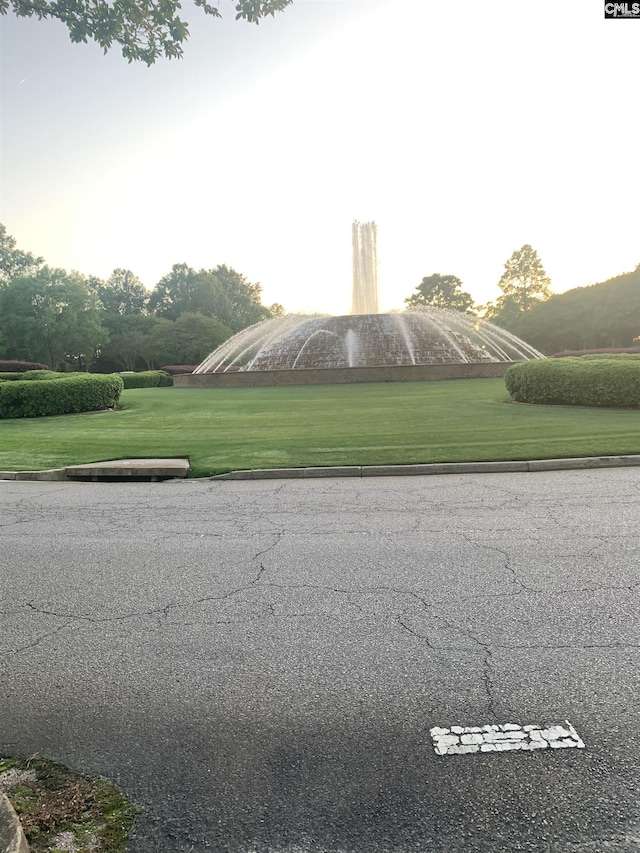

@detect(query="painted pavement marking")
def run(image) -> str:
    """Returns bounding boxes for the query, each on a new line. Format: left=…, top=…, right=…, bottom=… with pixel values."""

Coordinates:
left=430, top=721, right=585, bottom=756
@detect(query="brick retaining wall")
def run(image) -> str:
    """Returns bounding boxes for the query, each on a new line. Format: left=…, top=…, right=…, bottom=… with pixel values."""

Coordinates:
left=173, top=362, right=513, bottom=388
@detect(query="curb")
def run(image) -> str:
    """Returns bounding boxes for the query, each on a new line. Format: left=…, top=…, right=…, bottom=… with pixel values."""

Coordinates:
left=0, top=459, right=190, bottom=482
left=2, top=456, right=640, bottom=483
left=0, top=469, right=68, bottom=481
left=210, top=455, right=640, bottom=480
left=0, top=793, right=29, bottom=853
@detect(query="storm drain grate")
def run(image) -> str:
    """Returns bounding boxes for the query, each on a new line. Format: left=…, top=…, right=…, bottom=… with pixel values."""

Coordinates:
left=430, top=721, right=585, bottom=756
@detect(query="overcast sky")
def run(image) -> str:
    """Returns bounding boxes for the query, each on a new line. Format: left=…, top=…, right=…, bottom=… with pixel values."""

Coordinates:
left=1, top=0, right=638, bottom=315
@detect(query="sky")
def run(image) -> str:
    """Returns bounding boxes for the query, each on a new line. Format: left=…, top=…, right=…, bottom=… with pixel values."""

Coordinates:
left=1, top=0, right=638, bottom=316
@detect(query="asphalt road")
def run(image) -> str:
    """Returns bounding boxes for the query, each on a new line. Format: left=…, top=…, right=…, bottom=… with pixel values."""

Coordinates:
left=1, top=470, right=640, bottom=852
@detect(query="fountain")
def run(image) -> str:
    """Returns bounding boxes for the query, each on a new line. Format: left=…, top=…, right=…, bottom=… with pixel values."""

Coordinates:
left=192, top=309, right=543, bottom=374
left=176, top=222, right=544, bottom=387
left=352, top=221, right=378, bottom=315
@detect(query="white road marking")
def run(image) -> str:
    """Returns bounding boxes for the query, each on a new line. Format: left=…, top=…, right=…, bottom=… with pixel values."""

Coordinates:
left=430, top=721, right=585, bottom=756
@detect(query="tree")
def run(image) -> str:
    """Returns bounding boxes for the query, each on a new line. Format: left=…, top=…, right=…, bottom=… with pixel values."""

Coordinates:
left=495, top=244, right=551, bottom=316
left=92, top=268, right=149, bottom=316
left=0, top=267, right=106, bottom=369
left=0, top=0, right=292, bottom=65
left=509, top=264, right=640, bottom=354
left=210, top=264, right=271, bottom=332
left=405, top=273, right=474, bottom=313
left=480, top=294, right=524, bottom=329
left=94, top=313, right=161, bottom=372
left=141, top=313, right=232, bottom=367
left=0, top=223, right=43, bottom=285
left=149, top=264, right=232, bottom=322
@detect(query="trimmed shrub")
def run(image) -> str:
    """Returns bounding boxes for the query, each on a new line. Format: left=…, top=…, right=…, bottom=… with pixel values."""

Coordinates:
left=22, top=369, right=68, bottom=380
left=118, top=370, right=173, bottom=388
left=0, top=360, right=49, bottom=372
left=0, top=374, right=124, bottom=419
left=505, top=358, right=640, bottom=408
left=0, top=372, right=24, bottom=381
left=573, top=353, right=640, bottom=361
left=553, top=347, right=640, bottom=358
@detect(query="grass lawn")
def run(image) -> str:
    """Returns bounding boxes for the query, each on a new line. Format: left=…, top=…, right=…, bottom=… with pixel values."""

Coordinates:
left=1, top=379, right=639, bottom=477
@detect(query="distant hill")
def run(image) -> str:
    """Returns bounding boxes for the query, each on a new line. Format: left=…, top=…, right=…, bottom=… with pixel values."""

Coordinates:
left=509, top=266, right=640, bottom=355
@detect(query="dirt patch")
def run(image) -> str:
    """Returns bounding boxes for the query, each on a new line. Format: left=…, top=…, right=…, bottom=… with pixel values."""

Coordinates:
left=0, top=756, right=138, bottom=853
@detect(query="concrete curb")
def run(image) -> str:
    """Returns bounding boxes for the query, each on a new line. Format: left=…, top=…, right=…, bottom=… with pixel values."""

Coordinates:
left=64, top=459, right=190, bottom=480
left=2, top=456, right=640, bottom=483
left=0, top=793, right=29, bottom=853
left=211, top=455, right=640, bottom=480
left=0, top=459, right=190, bottom=482
left=0, top=469, right=68, bottom=481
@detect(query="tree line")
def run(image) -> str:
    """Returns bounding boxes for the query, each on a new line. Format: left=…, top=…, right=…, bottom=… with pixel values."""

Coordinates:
left=2, top=225, right=637, bottom=369
left=0, top=225, right=283, bottom=372
left=404, top=244, right=640, bottom=355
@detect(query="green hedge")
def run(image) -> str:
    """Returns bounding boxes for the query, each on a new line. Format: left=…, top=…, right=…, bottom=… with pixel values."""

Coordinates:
left=0, top=374, right=124, bottom=419
left=22, top=369, right=68, bottom=381
left=505, top=358, right=640, bottom=408
left=118, top=370, right=173, bottom=389
left=574, top=353, right=640, bottom=361
left=553, top=348, right=640, bottom=358
left=0, top=372, right=24, bottom=382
